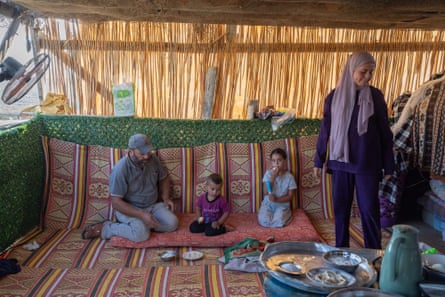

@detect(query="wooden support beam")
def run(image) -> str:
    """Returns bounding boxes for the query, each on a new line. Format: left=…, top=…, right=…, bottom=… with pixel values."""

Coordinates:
left=202, top=67, right=217, bottom=119
left=12, top=0, right=445, bottom=30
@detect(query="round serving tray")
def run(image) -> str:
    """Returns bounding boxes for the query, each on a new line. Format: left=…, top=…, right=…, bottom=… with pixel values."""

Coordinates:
left=259, top=241, right=378, bottom=294
left=327, top=287, right=404, bottom=297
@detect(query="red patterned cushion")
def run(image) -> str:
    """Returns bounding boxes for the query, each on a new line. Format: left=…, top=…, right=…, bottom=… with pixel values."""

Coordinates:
left=157, top=143, right=217, bottom=213
left=297, top=135, right=333, bottom=220
left=157, top=146, right=193, bottom=213
left=42, top=136, right=326, bottom=250
left=218, top=142, right=262, bottom=213
left=42, top=138, right=127, bottom=229
left=41, top=137, right=88, bottom=229
left=82, top=144, right=126, bottom=227
left=109, top=209, right=320, bottom=248
left=218, top=139, right=298, bottom=213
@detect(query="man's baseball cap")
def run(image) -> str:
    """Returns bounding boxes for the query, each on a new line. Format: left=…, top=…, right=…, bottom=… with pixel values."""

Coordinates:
left=128, top=134, right=153, bottom=154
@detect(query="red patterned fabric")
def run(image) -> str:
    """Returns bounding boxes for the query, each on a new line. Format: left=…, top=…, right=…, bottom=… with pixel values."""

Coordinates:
left=297, top=135, right=333, bottom=219
left=157, top=143, right=217, bottom=213
left=83, top=144, right=125, bottom=227
left=192, top=142, right=219, bottom=211
left=157, top=146, right=195, bottom=213
left=41, top=137, right=320, bottom=249
left=11, top=229, right=225, bottom=269
left=218, top=142, right=263, bottom=213
left=219, top=139, right=299, bottom=213
left=110, top=210, right=320, bottom=248
left=42, top=138, right=126, bottom=229
left=0, top=265, right=266, bottom=296
left=41, top=137, right=88, bottom=229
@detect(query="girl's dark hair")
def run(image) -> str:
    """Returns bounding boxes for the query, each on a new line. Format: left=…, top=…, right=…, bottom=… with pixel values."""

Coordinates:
left=270, top=148, right=287, bottom=159
left=207, top=173, right=223, bottom=185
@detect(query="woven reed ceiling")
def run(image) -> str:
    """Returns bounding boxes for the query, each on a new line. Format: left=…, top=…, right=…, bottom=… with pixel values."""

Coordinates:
left=10, top=0, right=445, bottom=30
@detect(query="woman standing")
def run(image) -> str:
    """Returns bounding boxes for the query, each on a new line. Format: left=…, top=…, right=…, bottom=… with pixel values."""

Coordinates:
left=313, top=52, right=394, bottom=249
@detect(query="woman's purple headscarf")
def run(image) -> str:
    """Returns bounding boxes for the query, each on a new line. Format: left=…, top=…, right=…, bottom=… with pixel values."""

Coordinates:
left=329, top=52, right=376, bottom=163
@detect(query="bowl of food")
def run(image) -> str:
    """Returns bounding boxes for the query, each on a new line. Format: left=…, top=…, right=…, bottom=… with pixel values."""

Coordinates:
left=322, top=250, right=363, bottom=273
left=306, top=267, right=356, bottom=289
left=159, top=250, right=177, bottom=261
left=422, top=253, right=445, bottom=282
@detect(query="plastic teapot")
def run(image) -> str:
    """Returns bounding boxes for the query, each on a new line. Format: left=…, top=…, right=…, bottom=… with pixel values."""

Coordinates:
left=379, top=224, right=423, bottom=297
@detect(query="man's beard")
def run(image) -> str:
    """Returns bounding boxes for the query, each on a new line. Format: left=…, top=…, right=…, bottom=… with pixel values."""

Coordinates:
left=130, top=154, right=148, bottom=167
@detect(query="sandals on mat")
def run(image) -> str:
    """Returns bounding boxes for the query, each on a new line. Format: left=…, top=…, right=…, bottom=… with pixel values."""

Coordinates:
left=81, top=220, right=107, bottom=239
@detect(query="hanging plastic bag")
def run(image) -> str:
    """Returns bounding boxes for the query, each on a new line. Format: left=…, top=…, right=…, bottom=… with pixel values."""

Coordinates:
left=112, top=82, right=135, bottom=117
left=271, top=109, right=295, bottom=131
left=21, top=93, right=72, bottom=115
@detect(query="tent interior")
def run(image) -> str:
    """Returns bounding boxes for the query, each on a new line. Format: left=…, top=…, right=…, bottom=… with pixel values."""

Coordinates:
left=2, top=0, right=445, bottom=256
left=1, top=0, right=445, bottom=215
left=1, top=0, right=445, bottom=241
left=1, top=0, right=445, bottom=295
left=0, top=0, right=445, bottom=119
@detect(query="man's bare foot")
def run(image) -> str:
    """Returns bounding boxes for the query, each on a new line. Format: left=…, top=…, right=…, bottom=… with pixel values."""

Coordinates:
left=81, top=220, right=107, bottom=239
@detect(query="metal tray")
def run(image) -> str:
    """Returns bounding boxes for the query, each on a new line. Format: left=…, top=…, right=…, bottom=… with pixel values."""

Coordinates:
left=327, top=287, right=404, bottom=297
left=260, top=241, right=378, bottom=294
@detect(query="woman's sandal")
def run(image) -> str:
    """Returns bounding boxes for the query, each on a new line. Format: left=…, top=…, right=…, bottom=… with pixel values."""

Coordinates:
left=81, top=220, right=107, bottom=239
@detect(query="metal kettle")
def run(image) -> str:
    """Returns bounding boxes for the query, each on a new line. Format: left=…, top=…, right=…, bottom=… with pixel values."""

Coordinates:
left=379, top=224, right=423, bottom=297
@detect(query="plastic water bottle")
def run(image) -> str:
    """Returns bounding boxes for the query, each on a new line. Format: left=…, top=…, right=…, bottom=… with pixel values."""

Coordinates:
left=266, top=181, right=272, bottom=194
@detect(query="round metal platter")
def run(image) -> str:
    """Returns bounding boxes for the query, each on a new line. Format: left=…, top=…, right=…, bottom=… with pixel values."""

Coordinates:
left=260, top=241, right=377, bottom=294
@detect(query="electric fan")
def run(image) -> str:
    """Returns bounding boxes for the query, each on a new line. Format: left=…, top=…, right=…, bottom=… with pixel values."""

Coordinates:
left=0, top=53, right=50, bottom=105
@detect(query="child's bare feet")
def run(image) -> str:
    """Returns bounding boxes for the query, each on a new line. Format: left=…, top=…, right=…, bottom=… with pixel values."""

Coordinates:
left=225, top=224, right=235, bottom=232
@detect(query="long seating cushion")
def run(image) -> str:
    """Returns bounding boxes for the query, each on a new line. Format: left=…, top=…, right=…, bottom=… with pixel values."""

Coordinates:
left=41, top=136, right=322, bottom=248
left=110, top=211, right=320, bottom=248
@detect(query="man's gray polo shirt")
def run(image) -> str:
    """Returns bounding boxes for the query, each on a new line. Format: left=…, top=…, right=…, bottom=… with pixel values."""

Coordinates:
left=109, top=154, right=167, bottom=209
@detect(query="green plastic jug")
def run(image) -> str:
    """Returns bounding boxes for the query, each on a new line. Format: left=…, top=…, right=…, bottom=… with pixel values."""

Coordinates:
left=379, top=224, right=423, bottom=297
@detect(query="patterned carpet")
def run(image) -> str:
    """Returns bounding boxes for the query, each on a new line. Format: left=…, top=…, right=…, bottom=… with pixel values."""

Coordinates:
left=2, top=232, right=267, bottom=296
left=0, top=221, right=392, bottom=297
left=313, top=218, right=393, bottom=249
left=1, top=265, right=266, bottom=296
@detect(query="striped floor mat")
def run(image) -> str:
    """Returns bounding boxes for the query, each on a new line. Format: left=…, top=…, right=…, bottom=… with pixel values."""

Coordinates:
left=1, top=219, right=391, bottom=296
left=0, top=265, right=266, bottom=297
left=312, top=217, right=392, bottom=248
